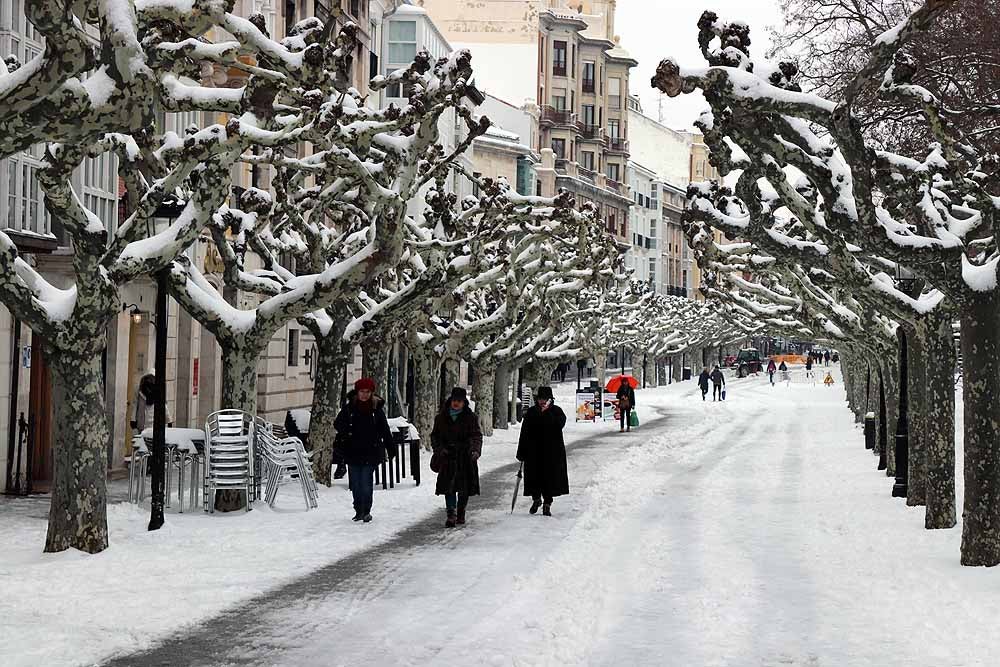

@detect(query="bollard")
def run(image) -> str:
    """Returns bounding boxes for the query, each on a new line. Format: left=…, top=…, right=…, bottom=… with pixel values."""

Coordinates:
left=410, top=438, right=421, bottom=486
left=864, top=412, right=875, bottom=450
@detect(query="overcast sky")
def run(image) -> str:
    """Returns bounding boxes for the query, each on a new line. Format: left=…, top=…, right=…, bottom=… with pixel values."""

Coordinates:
left=616, top=0, right=782, bottom=131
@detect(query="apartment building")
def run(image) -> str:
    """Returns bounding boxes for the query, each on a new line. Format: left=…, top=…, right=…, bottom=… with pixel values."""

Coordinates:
left=420, top=0, right=637, bottom=246
left=472, top=95, right=539, bottom=196
left=627, top=162, right=660, bottom=287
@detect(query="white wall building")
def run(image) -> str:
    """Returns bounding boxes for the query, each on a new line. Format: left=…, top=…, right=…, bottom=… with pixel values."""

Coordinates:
left=626, top=160, right=660, bottom=289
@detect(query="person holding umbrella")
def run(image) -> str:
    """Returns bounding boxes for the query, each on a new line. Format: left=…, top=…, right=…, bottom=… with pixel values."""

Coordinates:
left=516, top=386, right=568, bottom=516
left=614, top=375, right=637, bottom=433
left=431, top=387, right=482, bottom=528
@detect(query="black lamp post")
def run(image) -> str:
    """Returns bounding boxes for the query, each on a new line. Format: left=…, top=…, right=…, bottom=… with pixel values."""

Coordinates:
left=148, top=196, right=185, bottom=531
left=642, top=352, right=647, bottom=388
left=620, top=345, right=625, bottom=376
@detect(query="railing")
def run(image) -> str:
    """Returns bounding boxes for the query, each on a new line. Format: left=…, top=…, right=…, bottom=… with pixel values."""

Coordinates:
left=541, top=105, right=574, bottom=125
left=578, top=166, right=596, bottom=182
left=606, top=179, right=621, bottom=193
left=582, top=80, right=596, bottom=93
left=578, top=124, right=603, bottom=141
left=608, top=138, right=629, bottom=152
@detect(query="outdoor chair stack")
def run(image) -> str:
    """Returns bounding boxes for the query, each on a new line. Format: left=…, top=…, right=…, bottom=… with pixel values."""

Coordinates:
left=255, top=418, right=318, bottom=510
left=127, top=436, right=150, bottom=503
left=203, top=410, right=255, bottom=513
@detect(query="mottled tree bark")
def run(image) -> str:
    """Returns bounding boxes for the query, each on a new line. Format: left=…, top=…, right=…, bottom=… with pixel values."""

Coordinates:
left=216, top=343, right=259, bottom=511
left=472, top=364, right=495, bottom=437
left=672, top=354, right=682, bottom=383
left=309, top=331, right=351, bottom=486
left=906, top=324, right=927, bottom=507
left=882, top=354, right=900, bottom=478
left=960, top=293, right=1000, bottom=565
left=920, top=310, right=956, bottom=529
left=362, top=334, right=391, bottom=393
left=44, top=350, right=110, bottom=554
left=493, top=363, right=511, bottom=430
left=442, top=356, right=461, bottom=396
left=412, top=349, right=439, bottom=448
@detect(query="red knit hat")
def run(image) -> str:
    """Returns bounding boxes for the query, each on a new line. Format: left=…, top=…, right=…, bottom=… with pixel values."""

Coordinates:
left=354, top=377, right=376, bottom=392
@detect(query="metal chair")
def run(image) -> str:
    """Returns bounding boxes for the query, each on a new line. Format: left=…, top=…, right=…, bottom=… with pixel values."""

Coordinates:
left=255, top=418, right=317, bottom=510
left=203, top=410, right=255, bottom=513
left=127, top=436, right=150, bottom=503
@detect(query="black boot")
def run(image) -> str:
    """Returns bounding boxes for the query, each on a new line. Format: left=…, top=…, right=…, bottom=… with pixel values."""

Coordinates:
left=445, top=509, right=457, bottom=528
left=352, top=510, right=363, bottom=521
left=542, top=503, right=552, bottom=517
left=333, top=464, right=347, bottom=480
left=529, top=498, right=542, bottom=514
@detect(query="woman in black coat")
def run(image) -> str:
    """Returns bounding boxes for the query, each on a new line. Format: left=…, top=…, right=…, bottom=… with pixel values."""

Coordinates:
left=431, top=387, right=483, bottom=528
left=333, top=378, right=395, bottom=523
left=516, top=386, right=568, bottom=516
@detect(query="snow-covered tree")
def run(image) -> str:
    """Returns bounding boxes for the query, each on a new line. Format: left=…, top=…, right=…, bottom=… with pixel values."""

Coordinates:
left=653, top=2, right=992, bottom=556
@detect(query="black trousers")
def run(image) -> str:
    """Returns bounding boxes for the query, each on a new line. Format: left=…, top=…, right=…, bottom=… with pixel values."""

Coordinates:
left=620, top=407, right=632, bottom=430
left=713, top=383, right=723, bottom=400
left=532, top=494, right=554, bottom=504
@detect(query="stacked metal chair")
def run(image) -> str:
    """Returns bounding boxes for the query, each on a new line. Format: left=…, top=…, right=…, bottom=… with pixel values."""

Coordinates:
left=127, top=436, right=150, bottom=503
left=203, top=410, right=255, bottom=513
left=255, top=418, right=318, bottom=510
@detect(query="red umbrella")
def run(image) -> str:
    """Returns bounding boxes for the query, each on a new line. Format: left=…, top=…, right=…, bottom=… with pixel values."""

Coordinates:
left=605, top=374, right=639, bottom=393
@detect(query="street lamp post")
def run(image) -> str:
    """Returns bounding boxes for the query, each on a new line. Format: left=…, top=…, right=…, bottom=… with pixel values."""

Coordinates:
left=148, top=196, right=185, bottom=531
left=642, top=352, right=647, bottom=388
left=620, top=345, right=625, bottom=376
left=891, top=263, right=918, bottom=496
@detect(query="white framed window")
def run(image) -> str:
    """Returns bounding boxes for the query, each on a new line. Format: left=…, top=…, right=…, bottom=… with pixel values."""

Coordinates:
left=388, top=20, right=416, bottom=64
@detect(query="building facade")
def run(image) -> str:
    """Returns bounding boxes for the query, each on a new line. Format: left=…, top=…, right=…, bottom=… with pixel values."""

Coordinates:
left=626, top=161, right=659, bottom=287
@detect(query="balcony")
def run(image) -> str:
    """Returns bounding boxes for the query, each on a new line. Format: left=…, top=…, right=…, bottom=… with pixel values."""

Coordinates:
left=578, top=166, right=597, bottom=182
left=645, top=237, right=657, bottom=250
left=582, top=79, right=596, bottom=94
left=541, top=105, right=575, bottom=126
left=555, top=158, right=570, bottom=174
left=607, top=138, right=629, bottom=153
left=606, top=179, right=622, bottom=193
left=577, top=124, right=605, bottom=143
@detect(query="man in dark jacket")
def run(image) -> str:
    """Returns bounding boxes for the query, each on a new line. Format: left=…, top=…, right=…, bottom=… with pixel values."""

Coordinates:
left=767, top=358, right=777, bottom=385
left=333, top=378, right=395, bottom=523
left=431, top=387, right=483, bottom=528
left=615, top=378, right=636, bottom=432
left=517, top=386, right=568, bottom=516
left=697, top=367, right=710, bottom=401
left=710, top=365, right=726, bottom=401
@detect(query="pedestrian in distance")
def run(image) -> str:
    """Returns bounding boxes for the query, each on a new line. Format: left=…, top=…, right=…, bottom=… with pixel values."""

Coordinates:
left=131, top=372, right=172, bottom=433
left=710, top=365, right=726, bottom=401
left=824, top=350, right=831, bottom=366
left=334, top=377, right=395, bottom=523
left=516, top=386, right=568, bottom=517
left=615, top=378, right=636, bottom=432
left=431, top=387, right=483, bottom=528
left=767, top=358, right=777, bottom=386
left=805, top=355, right=814, bottom=379
left=697, top=367, right=710, bottom=401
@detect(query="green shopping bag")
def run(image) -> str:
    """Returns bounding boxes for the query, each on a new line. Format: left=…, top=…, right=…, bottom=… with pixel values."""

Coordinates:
left=629, top=410, right=639, bottom=428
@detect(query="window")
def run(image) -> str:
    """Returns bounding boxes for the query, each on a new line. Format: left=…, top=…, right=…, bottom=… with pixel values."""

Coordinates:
left=582, top=61, right=596, bottom=92
left=649, top=258, right=657, bottom=277
left=388, top=20, right=416, bottom=63
left=536, top=180, right=542, bottom=197
left=472, top=171, right=481, bottom=197
left=552, top=88, right=566, bottom=111
left=607, top=119, right=620, bottom=139
left=571, top=45, right=576, bottom=77
left=607, top=163, right=620, bottom=182
left=581, top=151, right=595, bottom=171
left=348, top=0, right=361, bottom=18
left=287, top=329, right=300, bottom=366
left=552, top=138, right=566, bottom=159
left=609, top=77, right=622, bottom=109
left=582, top=104, right=595, bottom=127
left=553, top=40, right=567, bottom=76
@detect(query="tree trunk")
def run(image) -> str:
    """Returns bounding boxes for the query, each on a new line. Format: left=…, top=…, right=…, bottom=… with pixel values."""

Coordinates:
left=960, top=293, right=1000, bottom=566
left=919, top=309, right=956, bottom=529
left=442, top=356, right=461, bottom=394
left=413, top=349, right=439, bottom=448
left=493, top=363, right=511, bottom=430
left=309, top=332, right=351, bottom=486
left=906, top=323, right=927, bottom=507
left=672, top=354, right=682, bottom=383
left=44, top=348, right=110, bottom=554
left=882, top=355, right=899, bottom=478
left=472, top=364, right=495, bottom=437
left=216, top=343, right=259, bottom=511
left=362, top=334, right=390, bottom=392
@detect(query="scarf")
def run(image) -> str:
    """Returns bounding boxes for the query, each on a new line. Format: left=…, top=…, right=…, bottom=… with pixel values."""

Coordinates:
left=356, top=398, right=374, bottom=414
left=449, top=407, right=462, bottom=422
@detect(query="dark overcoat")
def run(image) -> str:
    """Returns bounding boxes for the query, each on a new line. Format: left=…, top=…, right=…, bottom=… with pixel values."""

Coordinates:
left=516, top=403, right=569, bottom=498
left=333, top=393, right=394, bottom=466
left=431, top=402, right=483, bottom=497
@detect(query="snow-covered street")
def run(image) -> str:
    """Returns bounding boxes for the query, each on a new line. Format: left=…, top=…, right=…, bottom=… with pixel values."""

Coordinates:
left=6, top=370, right=1000, bottom=666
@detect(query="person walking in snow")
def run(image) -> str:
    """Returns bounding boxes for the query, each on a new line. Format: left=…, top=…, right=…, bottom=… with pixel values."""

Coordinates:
left=824, top=350, right=831, bottom=366
left=710, top=365, right=726, bottom=401
left=697, top=367, right=711, bottom=401
left=615, top=379, right=636, bottom=432
left=516, top=386, right=568, bottom=517
left=778, top=360, right=790, bottom=384
left=805, top=355, right=814, bottom=379
left=334, top=377, right=395, bottom=523
left=767, top=358, right=777, bottom=386
left=431, top=387, right=483, bottom=528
